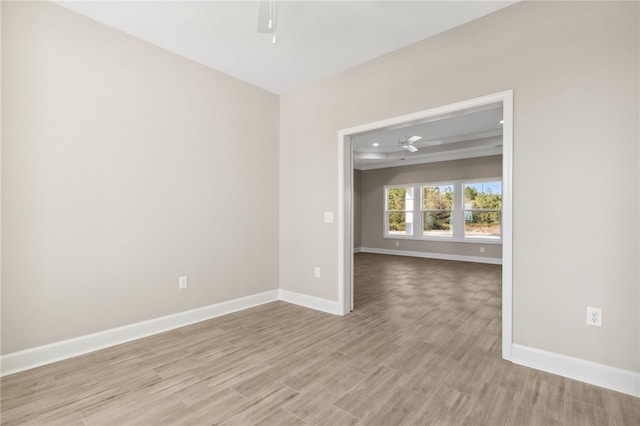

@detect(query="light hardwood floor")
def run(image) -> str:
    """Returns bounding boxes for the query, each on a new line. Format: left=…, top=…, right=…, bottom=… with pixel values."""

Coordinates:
left=1, top=253, right=638, bottom=425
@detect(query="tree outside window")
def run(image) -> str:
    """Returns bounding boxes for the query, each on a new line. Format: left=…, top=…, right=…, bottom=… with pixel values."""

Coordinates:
left=422, top=184, right=454, bottom=237
left=385, top=186, right=414, bottom=236
left=464, top=181, right=502, bottom=239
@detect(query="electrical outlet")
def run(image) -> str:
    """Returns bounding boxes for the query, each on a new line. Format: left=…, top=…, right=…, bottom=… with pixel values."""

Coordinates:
left=395, top=241, right=399, bottom=247
left=179, top=276, right=188, bottom=290
left=480, top=246, right=485, bottom=253
left=314, top=267, right=320, bottom=278
left=324, top=212, right=334, bottom=223
left=586, top=306, right=602, bottom=327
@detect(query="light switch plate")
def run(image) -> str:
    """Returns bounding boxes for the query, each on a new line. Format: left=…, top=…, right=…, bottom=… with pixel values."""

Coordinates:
left=324, top=212, right=334, bottom=223
left=179, top=276, right=188, bottom=289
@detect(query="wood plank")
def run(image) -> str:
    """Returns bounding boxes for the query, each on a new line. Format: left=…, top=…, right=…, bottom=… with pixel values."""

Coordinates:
left=2, top=253, right=633, bottom=426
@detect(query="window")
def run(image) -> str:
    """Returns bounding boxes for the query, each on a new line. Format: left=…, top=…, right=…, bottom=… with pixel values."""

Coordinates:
left=385, top=186, right=414, bottom=237
left=384, top=178, right=502, bottom=243
left=464, top=181, right=502, bottom=239
left=422, top=184, right=454, bottom=238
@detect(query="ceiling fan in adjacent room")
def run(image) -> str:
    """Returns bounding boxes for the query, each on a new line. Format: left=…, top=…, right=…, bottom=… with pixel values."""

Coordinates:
left=399, top=136, right=422, bottom=153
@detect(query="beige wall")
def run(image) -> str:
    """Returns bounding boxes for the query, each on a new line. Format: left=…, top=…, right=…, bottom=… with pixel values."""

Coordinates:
left=360, top=155, right=502, bottom=259
left=2, top=0, right=638, bottom=375
left=280, top=1, right=639, bottom=371
left=1, top=2, right=279, bottom=354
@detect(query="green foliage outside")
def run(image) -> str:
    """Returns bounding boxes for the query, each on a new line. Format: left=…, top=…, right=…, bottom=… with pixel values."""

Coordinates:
left=387, top=187, right=407, bottom=210
left=387, top=188, right=408, bottom=232
left=464, top=184, right=502, bottom=235
left=464, top=185, right=502, bottom=210
left=388, top=183, right=502, bottom=236
left=388, top=212, right=406, bottom=232
left=423, top=186, right=453, bottom=231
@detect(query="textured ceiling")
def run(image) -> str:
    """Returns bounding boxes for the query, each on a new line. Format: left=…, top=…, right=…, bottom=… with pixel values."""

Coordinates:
left=55, top=0, right=516, bottom=95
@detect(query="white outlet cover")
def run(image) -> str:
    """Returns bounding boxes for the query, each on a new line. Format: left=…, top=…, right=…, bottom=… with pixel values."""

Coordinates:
left=586, top=306, right=602, bottom=327
left=324, top=212, right=334, bottom=223
left=179, top=276, right=188, bottom=289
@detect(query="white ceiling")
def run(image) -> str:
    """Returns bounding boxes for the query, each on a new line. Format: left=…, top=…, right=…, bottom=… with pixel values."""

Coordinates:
left=55, top=0, right=516, bottom=95
left=55, top=1, right=509, bottom=169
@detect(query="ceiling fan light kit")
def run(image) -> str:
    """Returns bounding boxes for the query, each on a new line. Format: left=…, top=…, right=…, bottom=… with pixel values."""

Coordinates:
left=400, top=135, right=422, bottom=153
left=257, top=0, right=278, bottom=44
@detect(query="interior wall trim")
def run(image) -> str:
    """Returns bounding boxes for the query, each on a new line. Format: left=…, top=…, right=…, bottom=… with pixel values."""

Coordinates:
left=5, top=290, right=637, bottom=400
left=359, top=247, right=502, bottom=265
left=278, top=289, right=342, bottom=315
left=0, top=289, right=344, bottom=377
left=512, top=343, right=640, bottom=397
left=339, top=90, right=514, bottom=352
left=0, top=290, right=280, bottom=377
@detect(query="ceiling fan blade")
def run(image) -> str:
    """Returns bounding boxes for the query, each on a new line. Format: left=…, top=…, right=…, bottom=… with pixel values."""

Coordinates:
left=406, top=145, right=418, bottom=153
left=408, top=135, right=422, bottom=144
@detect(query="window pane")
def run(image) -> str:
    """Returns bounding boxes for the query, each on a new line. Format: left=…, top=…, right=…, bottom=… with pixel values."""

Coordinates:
left=423, top=211, right=452, bottom=237
left=387, top=212, right=413, bottom=235
left=464, top=181, right=502, bottom=210
left=387, top=187, right=414, bottom=211
left=465, top=211, right=501, bottom=238
left=423, top=185, right=454, bottom=210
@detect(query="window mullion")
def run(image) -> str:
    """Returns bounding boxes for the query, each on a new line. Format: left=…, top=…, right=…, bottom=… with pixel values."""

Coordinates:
left=452, top=181, right=463, bottom=240
left=414, top=184, right=421, bottom=238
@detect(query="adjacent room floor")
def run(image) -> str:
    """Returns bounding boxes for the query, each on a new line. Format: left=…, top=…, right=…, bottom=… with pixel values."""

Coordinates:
left=1, top=253, right=638, bottom=425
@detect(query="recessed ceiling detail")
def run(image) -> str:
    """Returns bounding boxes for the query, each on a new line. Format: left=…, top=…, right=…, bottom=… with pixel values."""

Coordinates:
left=353, top=104, right=504, bottom=170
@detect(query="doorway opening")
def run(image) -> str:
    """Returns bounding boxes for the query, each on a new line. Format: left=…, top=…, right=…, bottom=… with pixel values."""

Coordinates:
left=338, top=91, right=513, bottom=361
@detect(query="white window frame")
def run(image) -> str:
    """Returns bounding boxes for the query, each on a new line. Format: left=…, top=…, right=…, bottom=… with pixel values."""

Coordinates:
left=383, top=178, right=502, bottom=244
left=421, top=181, right=455, bottom=241
left=462, top=178, right=503, bottom=242
left=383, top=185, right=415, bottom=239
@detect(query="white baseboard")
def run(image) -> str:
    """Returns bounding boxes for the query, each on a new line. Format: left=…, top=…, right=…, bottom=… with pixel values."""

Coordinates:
left=359, top=247, right=502, bottom=265
left=353, top=247, right=362, bottom=253
left=512, top=344, right=640, bottom=397
left=6, top=290, right=637, bottom=400
left=278, top=289, right=341, bottom=315
left=1, top=289, right=342, bottom=377
left=0, top=290, right=280, bottom=377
